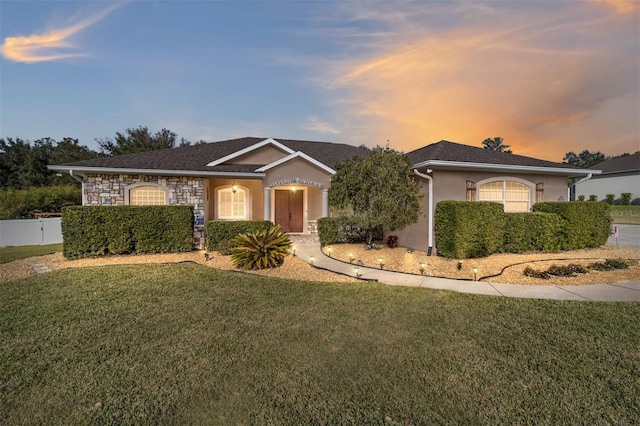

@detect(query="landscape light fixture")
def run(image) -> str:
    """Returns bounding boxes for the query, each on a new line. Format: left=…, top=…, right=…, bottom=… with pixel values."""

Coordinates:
left=309, top=256, right=315, bottom=266
left=378, top=257, right=384, bottom=270
left=473, top=267, right=478, bottom=281
left=349, top=253, right=354, bottom=263
left=354, top=266, right=361, bottom=279
left=291, top=245, right=297, bottom=257
left=419, top=261, right=426, bottom=275
left=204, top=253, right=210, bottom=261
left=327, top=247, right=333, bottom=257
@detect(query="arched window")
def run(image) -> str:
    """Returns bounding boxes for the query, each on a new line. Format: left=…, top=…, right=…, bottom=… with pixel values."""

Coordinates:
left=478, top=179, right=532, bottom=212
left=128, top=185, right=167, bottom=205
left=217, top=186, right=248, bottom=219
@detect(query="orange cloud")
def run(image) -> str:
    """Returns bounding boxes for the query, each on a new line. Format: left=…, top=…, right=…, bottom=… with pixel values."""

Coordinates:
left=1, top=4, right=120, bottom=63
left=592, top=0, right=639, bottom=15
left=314, top=4, right=639, bottom=161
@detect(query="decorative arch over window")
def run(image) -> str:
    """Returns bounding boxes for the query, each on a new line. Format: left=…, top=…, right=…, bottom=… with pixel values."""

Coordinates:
left=476, top=177, right=534, bottom=212
left=216, top=185, right=250, bottom=220
left=126, top=183, right=168, bottom=205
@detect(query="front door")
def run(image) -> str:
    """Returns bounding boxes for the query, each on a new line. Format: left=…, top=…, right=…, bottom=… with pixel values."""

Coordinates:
left=275, top=189, right=303, bottom=233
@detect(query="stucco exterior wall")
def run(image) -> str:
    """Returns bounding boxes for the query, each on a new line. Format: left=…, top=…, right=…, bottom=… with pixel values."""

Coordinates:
left=229, top=145, right=288, bottom=165
left=83, top=173, right=206, bottom=248
left=575, top=173, right=640, bottom=202
left=394, top=170, right=570, bottom=253
left=264, top=157, right=331, bottom=188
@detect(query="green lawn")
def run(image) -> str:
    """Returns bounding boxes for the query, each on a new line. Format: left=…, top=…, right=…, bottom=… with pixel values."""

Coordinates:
left=0, top=243, right=63, bottom=264
left=611, top=205, right=640, bottom=225
left=1, top=264, right=638, bottom=424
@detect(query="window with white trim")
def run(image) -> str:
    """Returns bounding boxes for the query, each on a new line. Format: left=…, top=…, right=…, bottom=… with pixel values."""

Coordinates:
left=217, top=187, right=248, bottom=219
left=478, top=180, right=531, bottom=212
left=129, top=185, right=167, bottom=205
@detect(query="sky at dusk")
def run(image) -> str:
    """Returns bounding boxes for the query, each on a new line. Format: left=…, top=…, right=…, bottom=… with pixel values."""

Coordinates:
left=1, top=0, right=638, bottom=162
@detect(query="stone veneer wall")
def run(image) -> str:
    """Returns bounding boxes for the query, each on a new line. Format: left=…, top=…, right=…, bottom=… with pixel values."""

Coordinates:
left=83, top=174, right=206, bottom=248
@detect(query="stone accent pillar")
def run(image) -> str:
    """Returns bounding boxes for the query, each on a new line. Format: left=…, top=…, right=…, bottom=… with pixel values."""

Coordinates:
left=263, top=187, right=271, bottom=221
left=322, top=188, right=329, bottom=217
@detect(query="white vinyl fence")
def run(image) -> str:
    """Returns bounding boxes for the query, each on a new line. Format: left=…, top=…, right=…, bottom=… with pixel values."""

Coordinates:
left=0, top=218, right=63, bottom=247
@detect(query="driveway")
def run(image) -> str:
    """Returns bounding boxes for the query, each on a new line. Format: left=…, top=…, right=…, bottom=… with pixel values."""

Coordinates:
left=608, top=224, right=640, bottom=249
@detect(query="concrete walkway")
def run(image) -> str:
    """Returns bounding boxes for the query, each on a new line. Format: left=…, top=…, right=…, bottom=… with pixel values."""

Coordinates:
left=291, top=237, right=640, bottom=302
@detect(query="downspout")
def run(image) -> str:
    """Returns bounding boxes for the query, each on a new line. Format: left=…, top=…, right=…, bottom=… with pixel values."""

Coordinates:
left=69, top=170, right=86, bottom=205
left=570, top=173, right=592, bottom=201
left=413, top=169, right=433, bottom=256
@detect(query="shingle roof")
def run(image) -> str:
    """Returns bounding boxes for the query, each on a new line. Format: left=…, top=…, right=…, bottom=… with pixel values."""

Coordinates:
left=590, top=152, right=640, bottom=174
left=55, top=137, right=370, bottom=173
left=407, top=140, right=579, bottom=169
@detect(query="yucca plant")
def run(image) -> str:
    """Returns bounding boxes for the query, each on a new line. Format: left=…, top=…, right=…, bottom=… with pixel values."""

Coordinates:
left=230, top=225, right=292, bottom=270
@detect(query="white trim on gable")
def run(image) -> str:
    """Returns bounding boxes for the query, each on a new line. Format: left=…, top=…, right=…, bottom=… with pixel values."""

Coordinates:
left=205, top=138, right=295, bottom=167
left=255, top=151, right=336, bottom=174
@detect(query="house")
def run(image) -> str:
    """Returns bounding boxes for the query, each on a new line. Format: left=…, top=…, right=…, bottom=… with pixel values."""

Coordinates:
left=573, top=152, right=640, bottom=203
left=50, top=137, right=595, bottom=252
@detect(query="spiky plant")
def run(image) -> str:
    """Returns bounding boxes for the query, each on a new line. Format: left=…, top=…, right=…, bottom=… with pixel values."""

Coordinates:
left=230, top=225, right=292, bottom=270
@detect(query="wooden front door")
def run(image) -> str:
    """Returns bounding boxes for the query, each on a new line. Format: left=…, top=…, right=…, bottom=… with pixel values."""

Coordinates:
left=275, top=190, right=303, bottom=233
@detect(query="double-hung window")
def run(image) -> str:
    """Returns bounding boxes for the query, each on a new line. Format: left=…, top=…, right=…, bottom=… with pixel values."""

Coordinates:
left=217, top=187, right=248, bottom=219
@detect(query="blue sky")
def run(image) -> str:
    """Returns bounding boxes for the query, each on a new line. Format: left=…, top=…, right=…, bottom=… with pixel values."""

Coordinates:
left=1, top=0, right=638, bottom=161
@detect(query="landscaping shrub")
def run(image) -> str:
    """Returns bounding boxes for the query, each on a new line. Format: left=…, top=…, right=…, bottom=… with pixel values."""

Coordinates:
left=605, top=194, right=615, bottom=205
left=434, top=201, right=505, bottom=258
left=230, top=225, right=292, bottom=269
left=62, top=206, right=193, bottom=259
left=0, top=186, right=80, bottom=219
left=533, top=202, right=611, bottom=250
left=577, top=195, right=585, bottom=201
left=384, top=235, right=399, bottom=248
left=620, top=192, right=632, bottom=205
left=205, top=220, right=273, bottom=252
left=503, top=212, right=562, bottom=253
left=589, top=258, right=632, bottom=271
left=317, top=216, right=383, bottom=246
left=588, top=195, right=598, bottom=202
left=523, top=259, right=633, bottom=279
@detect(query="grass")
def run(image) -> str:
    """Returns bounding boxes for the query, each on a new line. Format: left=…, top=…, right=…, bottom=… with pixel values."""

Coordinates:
left=0, top=243, right=62, bottom=264
left=611, top=205, right=640, bottom=225
left=1, top=264, right=639, bottom=424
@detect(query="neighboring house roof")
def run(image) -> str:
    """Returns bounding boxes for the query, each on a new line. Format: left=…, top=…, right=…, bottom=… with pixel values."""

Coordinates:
left=589, top=152, right=640, bottom=174
left=49, top=137, right=370, bottom=177
left=408, top=140, right=595, bottom=176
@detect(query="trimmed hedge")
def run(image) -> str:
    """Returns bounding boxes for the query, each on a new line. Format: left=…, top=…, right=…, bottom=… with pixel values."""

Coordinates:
left=0, top=186, right=81, bottom=219
left=62, top=206, right=194, bottom=259
left=503, top=212, right=562, bottom=253
left=434, top=201, right=505, bottom=259
left=533, top=202, right=611, bottom=250
left=317, top=216, right=383, bottom=246
left=205, top=220, right=273, bottom=252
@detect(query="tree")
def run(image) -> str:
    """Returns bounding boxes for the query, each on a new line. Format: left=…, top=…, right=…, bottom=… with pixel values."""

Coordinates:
left=0, top=137, right=102, bottom=189
left=0, top=137, right=54, bottom=189
left=328, top=147, right=422, bottom=244
left=563, top=150, right=608, bottom=168
left=50, top=138, right=102, bottom=186
left=481, top=137, right=512, bottom=153
left=96, top=126, right=178, bottom=156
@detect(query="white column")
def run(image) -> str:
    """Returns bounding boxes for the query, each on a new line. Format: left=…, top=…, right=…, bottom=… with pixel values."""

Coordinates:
left=321, top=188, right=329, bottom=217
left=263, top=187, right=271, bottom=220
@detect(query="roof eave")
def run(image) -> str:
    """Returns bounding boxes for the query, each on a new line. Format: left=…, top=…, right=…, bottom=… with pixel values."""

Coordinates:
left=412, top=160, right=601, bottom=176
left=47, top=165, right=265, bottom=178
